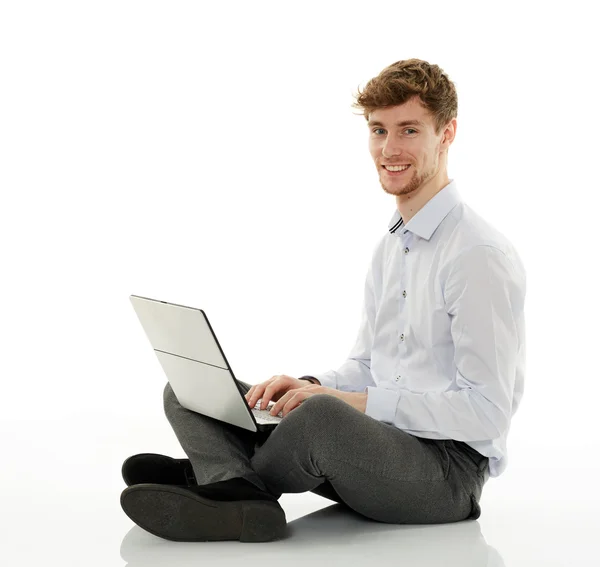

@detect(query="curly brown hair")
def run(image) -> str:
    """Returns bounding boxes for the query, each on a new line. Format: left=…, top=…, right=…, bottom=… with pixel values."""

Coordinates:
left=351, top=58, right=458, bottom=137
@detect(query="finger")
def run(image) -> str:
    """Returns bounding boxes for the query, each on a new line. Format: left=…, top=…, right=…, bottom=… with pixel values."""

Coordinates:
left=246, top=376, right=280, bottom=409
left=281, top=391, right=311, bottom=416
left=247, top=384, right=267, bottom=409
left=260, top=388, right=273, bottom=410
left=269, top=392, right=287, bottom=416
left=272, top=391, right=300, bottom=416
left=247, top=381, right=273, bottom=409
left=260, top=381, right=282, bottom=410
left=275, top=399, right=296, bottom=418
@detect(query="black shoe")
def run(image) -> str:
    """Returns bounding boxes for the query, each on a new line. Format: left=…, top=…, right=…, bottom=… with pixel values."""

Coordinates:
left=121, top=453, right=196, bottom=487
left=120, top=477, right=287, bottom=543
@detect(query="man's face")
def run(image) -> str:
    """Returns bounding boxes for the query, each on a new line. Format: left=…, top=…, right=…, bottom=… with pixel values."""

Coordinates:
left=367, top=96, right=451, bottom=198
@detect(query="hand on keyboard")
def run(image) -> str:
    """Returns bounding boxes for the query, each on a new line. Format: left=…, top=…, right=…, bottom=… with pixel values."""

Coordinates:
left=252, top=399, right=283, bottom=418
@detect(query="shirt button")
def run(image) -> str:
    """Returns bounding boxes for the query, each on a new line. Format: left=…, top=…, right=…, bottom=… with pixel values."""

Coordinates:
left=402, top=290, right=407, bottom=298
left=400, top=334, right=405, bottom=341
left=395, top=375, right=401, bottom=382
left=404, top=247, right=410, bottom=254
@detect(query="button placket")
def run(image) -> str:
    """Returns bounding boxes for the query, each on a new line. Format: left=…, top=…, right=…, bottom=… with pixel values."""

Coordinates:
left=396, top=238, right=410, bottom=386
left=400, top=243, right=409, bottom=345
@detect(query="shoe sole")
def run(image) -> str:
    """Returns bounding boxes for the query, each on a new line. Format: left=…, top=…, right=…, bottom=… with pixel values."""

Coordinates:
left=120, top=483, right=287, bottom=543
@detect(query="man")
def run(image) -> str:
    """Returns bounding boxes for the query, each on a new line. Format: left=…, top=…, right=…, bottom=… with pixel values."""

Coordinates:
left=120, top=58, right=526, bottom=543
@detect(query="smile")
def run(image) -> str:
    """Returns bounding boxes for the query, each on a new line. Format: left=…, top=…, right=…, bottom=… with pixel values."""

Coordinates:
left=383, top=164, right=411, bottom=175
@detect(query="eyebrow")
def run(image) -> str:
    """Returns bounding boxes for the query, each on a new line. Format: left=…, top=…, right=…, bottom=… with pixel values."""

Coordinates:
left=367, top=119, right=426, bottom=128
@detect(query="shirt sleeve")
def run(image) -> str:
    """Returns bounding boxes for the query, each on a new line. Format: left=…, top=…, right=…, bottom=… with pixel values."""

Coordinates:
left=309, top=256, right=378, bottom=393
left=365, top=245, right=526, bottom=442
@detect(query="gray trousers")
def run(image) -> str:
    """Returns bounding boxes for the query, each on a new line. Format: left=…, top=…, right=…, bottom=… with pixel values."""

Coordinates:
left=164, top=381, right=490, bottom=524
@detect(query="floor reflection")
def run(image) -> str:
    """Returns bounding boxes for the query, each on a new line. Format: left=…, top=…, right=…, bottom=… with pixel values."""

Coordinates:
left=120, top=502, right=504, bottom=566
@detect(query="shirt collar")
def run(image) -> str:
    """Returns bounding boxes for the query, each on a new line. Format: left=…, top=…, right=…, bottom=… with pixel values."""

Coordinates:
left=387, top=179, right=462, bottom=241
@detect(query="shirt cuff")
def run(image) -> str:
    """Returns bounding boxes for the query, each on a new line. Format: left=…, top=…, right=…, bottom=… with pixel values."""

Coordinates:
left=365, top=386, right=401, bottom=424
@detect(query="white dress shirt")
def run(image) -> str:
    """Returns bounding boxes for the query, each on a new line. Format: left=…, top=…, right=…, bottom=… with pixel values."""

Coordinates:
left=311, top=179, right=526, bottom=478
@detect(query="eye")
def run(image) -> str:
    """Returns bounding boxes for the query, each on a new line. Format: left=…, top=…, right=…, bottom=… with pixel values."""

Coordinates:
left=371, top=128, right=418, bottom=135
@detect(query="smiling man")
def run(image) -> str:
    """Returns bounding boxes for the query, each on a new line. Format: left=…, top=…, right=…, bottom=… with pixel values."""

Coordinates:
left=120, top=58, right=527, bottom=543
left=369, top=96, right=455, bottom=220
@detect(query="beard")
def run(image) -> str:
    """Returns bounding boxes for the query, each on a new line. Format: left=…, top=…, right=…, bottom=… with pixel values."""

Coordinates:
left=380, top=158, right=437, bottom=196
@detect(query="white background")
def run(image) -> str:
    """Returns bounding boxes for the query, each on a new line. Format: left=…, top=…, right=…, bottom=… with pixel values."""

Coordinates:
left=1, top=1, right=598, bottom=566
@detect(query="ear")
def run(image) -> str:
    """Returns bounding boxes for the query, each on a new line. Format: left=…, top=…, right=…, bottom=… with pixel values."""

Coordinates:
left=441, top=118, right=457, bottom=149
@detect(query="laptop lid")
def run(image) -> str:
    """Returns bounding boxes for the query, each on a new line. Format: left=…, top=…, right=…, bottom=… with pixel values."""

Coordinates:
left=129, top=294, right=266, bottom=433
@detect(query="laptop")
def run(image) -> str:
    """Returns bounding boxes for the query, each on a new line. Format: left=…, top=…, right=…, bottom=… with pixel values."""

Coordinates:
left=129, top=294, right=283, bottom=433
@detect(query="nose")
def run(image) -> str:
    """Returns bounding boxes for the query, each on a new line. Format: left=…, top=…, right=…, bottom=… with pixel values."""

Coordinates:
left=381, top=140, right=404, bottom=160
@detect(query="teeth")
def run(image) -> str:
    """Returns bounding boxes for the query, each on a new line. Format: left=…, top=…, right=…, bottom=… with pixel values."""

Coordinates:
left=385, top=164, right=410, bottom=172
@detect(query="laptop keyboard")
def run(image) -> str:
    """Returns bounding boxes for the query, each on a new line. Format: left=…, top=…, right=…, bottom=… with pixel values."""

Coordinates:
left=252, top=408, right=283, bottom=423
left=251, top=399, right=283, bottom=423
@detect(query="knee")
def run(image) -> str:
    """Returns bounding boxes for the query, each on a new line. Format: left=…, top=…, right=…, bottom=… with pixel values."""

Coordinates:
left=301, top=393, right=347, bottom=412
left=278, top=394, right=353, bottom=452
left=163, top=382, right=176, bottom=412
left=295, top=393, right=349, bottom=425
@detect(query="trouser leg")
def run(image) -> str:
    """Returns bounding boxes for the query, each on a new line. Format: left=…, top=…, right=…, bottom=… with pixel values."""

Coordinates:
left=250, top=394, right=489, bottom=524
left=162, top=380, right=269, bottom=492
left=163, top=379, right=347, bottom=504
